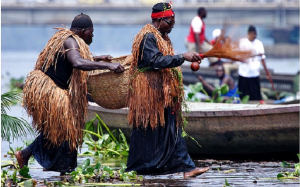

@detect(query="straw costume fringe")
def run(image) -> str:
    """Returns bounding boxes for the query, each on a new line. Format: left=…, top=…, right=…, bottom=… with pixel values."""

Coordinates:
left=23, top=28, right=93, bottom=151
left=128, top=24, right=184, bottom=129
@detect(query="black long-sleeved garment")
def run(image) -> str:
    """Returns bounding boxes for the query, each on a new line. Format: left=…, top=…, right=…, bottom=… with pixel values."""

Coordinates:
left=125, top=33, right=195, bottom=175
left=137, top=33, right=185, bottom=70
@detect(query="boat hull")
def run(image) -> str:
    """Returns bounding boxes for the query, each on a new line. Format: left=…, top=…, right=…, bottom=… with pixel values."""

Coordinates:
left=86, top=102, right=299, bottom=155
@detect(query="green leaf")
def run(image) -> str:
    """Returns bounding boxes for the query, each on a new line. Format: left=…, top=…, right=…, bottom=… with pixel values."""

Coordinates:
left=94, top=151, right=100, bottom=156
left=12, top=169, right=17, bottom=183
left=221, top=84, right=229, bottom=95
left=82, top=159, right=91, bottom=170
left=241, top=95, right=250, bottom=104
left=19, top=165, right=31, bottom=179
left=120, top=151, right=129, bottom=156
left=282, top=161, right=291, bottom=168
left=85, top=117, right=97, bottom=131
left=1, top=113, right=34, bottom=142
left=95, top=163, right=101, bottom=169
left=107, top=142, right=116, bottom=149
left=98, top=118, right=103, bottom=136
left=96, top=114, right=117, bottom=142
left=81, top=151, right=94, bottom=155
left=277, top=173, right=284, bottom=178
left=103, top=166, right=112, bottom=172
left=119, top=129, right=129, bottom=150
left=23, top=179, right=33, bottom=187
left=187, top=93, right=195, bottom=99
left=86, top=167, right=94, bottom=174
left=83, top=129, right=102, bottom=139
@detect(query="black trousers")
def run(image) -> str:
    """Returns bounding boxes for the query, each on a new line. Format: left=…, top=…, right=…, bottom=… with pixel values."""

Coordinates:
left=27, top=133, right=77, bottom=173
left=238, top=75, right=262, bottom=101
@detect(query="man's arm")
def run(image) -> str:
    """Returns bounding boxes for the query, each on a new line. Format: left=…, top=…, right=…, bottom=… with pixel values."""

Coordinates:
left=139, top=34, right=201, bottom=70
left=64, top=37, right=124, bottom=72
left=198, top=75, right=215, bottom=93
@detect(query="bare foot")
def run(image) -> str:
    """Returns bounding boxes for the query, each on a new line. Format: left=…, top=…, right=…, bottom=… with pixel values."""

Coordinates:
left=15, top=151, right=27, bottom=169
left=184, top=167, right=209, bottom=178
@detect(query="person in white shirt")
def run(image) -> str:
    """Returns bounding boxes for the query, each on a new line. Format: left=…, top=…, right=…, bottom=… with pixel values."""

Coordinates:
left=185, top=7, right=218, bottom=65
left=238, top=25, right=267, bottom=102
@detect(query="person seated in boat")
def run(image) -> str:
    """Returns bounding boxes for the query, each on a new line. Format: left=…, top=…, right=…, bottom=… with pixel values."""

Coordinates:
left=198, top=64, right=239, bottom=101
left=14, top=13, right=124, bottom=176
left=126, top=2, right=209, bottom=178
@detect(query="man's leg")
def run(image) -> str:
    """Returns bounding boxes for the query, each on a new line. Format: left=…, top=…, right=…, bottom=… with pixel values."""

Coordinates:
left=185, top=40, right=197, bottom=53
left=15, top=148, right=32, bottom=169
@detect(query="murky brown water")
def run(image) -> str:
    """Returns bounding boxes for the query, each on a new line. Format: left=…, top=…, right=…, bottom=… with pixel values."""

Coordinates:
left=1, top=142, right=299, bottom=187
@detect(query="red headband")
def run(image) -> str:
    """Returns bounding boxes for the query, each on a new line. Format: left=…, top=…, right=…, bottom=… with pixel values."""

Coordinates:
left=151, top=9, right=174, bottom=19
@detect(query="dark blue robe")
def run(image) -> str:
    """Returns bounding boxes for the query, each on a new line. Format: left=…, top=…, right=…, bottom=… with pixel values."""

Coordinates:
left=125, top=33, right=196, bottom=174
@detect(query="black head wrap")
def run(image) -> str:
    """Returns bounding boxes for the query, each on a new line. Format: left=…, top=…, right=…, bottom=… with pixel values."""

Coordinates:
left=71, top=13, right=93, bottom=29
left=248, top=25, right=257, bottom=33
left=151, top=2, right=174, bottom=19
left=152, top=3, right=172, bottom=13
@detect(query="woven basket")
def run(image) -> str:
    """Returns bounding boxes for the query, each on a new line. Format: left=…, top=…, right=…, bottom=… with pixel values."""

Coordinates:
left=87, top=55, right=132, bottom=109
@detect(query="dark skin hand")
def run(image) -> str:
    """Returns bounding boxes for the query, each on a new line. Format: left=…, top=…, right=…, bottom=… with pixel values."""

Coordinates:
left=93, top=55, right=113, bottom=62
left=183, top=52, right=202, bottom=63
left=64, top=37, right=124, bottom=72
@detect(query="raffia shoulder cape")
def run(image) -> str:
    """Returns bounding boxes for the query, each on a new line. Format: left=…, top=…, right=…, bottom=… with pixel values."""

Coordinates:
left=22, top=28, right=93, bottom=150
left=127, top=24, right=184, bottom=129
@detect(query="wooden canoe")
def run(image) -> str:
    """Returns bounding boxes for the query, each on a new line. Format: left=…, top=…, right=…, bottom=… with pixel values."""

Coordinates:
left=182, top=65, right=297, bottom=93
left=85, top=102, right=299, bottom=156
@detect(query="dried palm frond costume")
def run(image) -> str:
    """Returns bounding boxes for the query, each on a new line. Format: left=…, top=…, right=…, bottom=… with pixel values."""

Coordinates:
left=23, top=28, right=91, bottom=150
left=127, top=23, right=184, bottom=129
left=21, top=14, right=93, bottom=173
left=126, top=3, right=196, bottom=175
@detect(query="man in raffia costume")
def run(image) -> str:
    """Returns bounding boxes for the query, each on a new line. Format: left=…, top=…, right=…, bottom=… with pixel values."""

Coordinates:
left=14, top=13, right=124, bottom=175
left=125, top=3, right=209, bottom=178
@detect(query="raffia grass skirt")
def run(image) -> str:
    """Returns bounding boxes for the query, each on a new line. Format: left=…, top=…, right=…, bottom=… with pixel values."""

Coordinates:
left=23, top=70, right=83, bottom=150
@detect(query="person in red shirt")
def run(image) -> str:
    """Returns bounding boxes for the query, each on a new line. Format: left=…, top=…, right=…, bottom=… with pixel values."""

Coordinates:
left=185, top=7, right=218, bottom=65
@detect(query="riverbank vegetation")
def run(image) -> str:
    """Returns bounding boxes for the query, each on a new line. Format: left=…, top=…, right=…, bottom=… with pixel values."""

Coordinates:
left=1, top=91, right=34, bottom=142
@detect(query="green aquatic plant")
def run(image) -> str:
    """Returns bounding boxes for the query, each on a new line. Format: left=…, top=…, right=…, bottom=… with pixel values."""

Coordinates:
left=277, top=153, right=300, bottom=179
left=82, top=114, right=129, bottom=158
left=1, top=165, right=32, bottom=186
left=68, top=158, right=142, bottom=184
left=222, top=178, right=232, bottom=187
left=185, top=82, right=249, bottom=104
left=6, top=145, right=23, bottom=158
left=1, top=159, right=142, bottom=186
left=1, top=91, right=35, bottom=142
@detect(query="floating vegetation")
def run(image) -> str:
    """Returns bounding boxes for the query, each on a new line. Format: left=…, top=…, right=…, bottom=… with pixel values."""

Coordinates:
left=1, top=165, right=34, bottom=186
left=1, top=158, right=142, bottom=186
left=68, top=158, right=142, bottom=184
left=222, top=178, right=232, bottom=187
left=277, top=153, right=300, bottom=179
left=81, top=114, right=129, bottom=158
